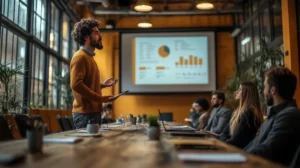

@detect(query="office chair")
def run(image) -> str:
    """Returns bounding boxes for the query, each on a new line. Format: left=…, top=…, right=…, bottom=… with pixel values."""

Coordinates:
left=0, top=115, right=14, bottom=141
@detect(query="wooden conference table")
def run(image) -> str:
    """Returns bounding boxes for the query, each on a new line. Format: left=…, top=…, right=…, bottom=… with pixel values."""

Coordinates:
left=0, top=124, right=285, bottom=168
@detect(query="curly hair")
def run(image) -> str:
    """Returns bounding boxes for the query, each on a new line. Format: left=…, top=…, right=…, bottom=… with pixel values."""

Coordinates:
left=71, top=18, right=100, bottom=45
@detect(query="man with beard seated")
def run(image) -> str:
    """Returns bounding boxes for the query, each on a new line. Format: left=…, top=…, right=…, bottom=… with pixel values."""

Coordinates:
left=244, top=67, right=300, bottom=166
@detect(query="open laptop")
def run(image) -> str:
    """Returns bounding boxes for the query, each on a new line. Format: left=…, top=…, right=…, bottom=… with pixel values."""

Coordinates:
left=158, top=109, right=197, bottom=132
left=158, top=109, right=209, bottom=137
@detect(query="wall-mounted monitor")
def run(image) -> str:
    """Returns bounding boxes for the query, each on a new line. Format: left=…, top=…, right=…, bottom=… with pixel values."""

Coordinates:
left=120, top=32, right=216, bottom=93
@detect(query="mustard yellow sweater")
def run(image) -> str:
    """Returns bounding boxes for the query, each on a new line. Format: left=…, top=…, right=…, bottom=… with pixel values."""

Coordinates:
left=70, top=49, right=103, bottom=113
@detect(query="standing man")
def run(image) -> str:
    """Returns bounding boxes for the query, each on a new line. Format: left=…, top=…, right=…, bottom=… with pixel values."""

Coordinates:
left=244, top=67, right=300, bottom=166
left=204, top=90, right=232, bottom=134
left=70, top=18, right=119, bottom=129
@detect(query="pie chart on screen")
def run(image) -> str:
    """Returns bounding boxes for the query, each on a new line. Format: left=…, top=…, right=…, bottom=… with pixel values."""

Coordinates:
left=158, top=45, right=170, bottom=58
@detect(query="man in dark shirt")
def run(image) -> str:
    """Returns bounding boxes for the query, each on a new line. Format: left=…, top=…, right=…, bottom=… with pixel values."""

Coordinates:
left=244, top=67, right=300, bottom=166
left=204, top=91, right=232, bottom=134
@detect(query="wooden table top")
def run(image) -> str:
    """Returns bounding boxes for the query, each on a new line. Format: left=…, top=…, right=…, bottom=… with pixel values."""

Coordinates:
left=0, top=125, right=285, bottom=168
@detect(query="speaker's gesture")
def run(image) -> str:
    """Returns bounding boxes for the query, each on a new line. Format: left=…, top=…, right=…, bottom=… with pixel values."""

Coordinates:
left=102, top=78, right=118, bottom=88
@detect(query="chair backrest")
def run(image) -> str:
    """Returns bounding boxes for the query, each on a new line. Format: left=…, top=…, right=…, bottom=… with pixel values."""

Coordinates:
left=66, top=116, right=76, bottom=130
left=56, top=115, right=73, bottom=131
left=290, top=145, right=300, bottom=168
left=0, top=115, right=13, bottom=141
left=159, top=112, right=173, bottom=122
left=13, top=114, right=29, bottom=138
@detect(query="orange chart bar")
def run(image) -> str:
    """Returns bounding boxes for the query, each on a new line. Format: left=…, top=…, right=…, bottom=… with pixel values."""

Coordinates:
left=139, top=67, right=146, bottom=70
left=175, top=62, right=179, bottom=66
left=184, top=60, right=188, bottom=65
left=179, top=57, right=184, bottom=65
left=199, top=58, right=203, bottom=65
left=189, top=55, right=193, bottom=65
left=156, top=66, right=165, bottom=70
left=194, top=57, right=198, bottom=65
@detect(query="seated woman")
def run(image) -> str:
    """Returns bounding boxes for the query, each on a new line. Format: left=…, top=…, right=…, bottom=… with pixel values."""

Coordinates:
left=184, top=98, right=210, bottom=130
left=220, top=82, right=264, bottom=149
left=101, top=103, right=115, bottom=124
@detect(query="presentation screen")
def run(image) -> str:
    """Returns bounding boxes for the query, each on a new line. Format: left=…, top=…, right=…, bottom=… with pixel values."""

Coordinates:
left=120, top=32, right=216, bottom=93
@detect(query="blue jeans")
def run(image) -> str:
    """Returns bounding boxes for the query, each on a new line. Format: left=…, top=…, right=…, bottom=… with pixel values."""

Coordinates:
left=72, top=112, right=101, bottom=129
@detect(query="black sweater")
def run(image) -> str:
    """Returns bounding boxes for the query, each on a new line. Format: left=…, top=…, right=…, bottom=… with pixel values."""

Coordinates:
left=220, top=108, right=260, bottom=149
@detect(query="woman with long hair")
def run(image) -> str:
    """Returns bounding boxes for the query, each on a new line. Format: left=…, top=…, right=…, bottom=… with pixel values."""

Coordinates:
left=220, top=82, right=264, bottom=148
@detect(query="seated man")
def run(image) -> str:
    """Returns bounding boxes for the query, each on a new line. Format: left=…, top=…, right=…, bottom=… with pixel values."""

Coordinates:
left=101, top=103, right=115, bottom=124
left=244, top=67, right=300, bottom=166
left=184, top=98, right=210, bottom=130
left=204, top=90, right=232, bottom=134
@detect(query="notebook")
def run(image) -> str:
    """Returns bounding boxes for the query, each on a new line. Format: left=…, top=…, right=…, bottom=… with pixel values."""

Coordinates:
left=177, top=153, right=247, bottom=163
left=43, top=137, right=83, bottom=143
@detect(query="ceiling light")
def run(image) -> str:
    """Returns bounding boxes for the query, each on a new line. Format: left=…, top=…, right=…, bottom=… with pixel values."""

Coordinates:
left=138, top=17, right=152, bottom=28
left=134, top=0, right=153, bottom=12
left=196, top=2, right=214, bottom=10
left=105, top=20, right=115, bottom=29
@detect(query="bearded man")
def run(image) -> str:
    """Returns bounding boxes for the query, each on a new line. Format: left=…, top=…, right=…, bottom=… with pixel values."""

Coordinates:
left=244, top=67, right=300, bottom=166
left=70, top=18, right=119, bottom=129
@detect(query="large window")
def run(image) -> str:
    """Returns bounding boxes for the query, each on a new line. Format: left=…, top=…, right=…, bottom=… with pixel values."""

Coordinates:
left=0, top=0, right=80, bottom=110
left=48, top=56, right=58, bottom=108
left=33, top=0, right=46, bottom=42
left=50, top=3, right=59, bottom=51
left=30, top=45, right=45, bottom=108
left=62, top=14, right=70, bottom=59
left=236, top=0, right=283, bottom=60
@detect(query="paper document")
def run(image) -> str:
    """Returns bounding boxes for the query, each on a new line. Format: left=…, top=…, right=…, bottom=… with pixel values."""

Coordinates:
left=43, top=138, right=83, bottom=143
left=178, top=153, right=247, bottom=163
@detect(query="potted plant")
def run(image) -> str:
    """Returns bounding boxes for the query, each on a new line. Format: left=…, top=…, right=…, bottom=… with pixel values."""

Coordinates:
left=147, top=115, right=160, bottom=140
left=0, top=62, right=24, bottom=114
left=142, top=114, right=147, bottom=123
left=137, top=114, right=142, bottom=123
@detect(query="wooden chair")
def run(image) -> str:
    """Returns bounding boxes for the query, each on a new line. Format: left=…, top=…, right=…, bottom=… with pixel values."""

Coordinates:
left=0, top=115, right=14, bottom=141
left=13, top=114, right=29, bottom=138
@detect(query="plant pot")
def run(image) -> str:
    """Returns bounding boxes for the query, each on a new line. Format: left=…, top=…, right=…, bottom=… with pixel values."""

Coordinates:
left=147, top=127, right=160, bottom=140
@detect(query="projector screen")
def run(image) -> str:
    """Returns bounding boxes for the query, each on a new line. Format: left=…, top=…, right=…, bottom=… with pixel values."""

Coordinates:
left=120, top=32, right=216, bottom=93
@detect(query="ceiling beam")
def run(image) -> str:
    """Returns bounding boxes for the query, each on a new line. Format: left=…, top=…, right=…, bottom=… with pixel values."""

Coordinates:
left=94, top=9, right=242, bottom=15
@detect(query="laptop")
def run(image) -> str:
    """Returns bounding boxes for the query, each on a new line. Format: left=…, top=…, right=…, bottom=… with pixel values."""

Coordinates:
left=158, top=109, right=196, bottom=132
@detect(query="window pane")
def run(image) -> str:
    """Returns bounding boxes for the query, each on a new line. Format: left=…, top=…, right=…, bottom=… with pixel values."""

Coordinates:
left=62, top=14, right=70, bottom=59
left=260, top=5, right=271, bottom=43
left=2, top=0, right=27, bottom=30
left=30, top=45, right=45, bottom=108
left=272, top=0, right=282, bottom=39
left=253, top=16, right=260, bottom=53
left=50, top=3, right=59, bottom=51
left=33, top=0, right=46, bottom=42
left=48, top=56, right=58, bottom=108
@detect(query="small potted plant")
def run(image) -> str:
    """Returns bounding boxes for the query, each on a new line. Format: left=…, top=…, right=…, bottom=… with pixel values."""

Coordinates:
left=142, top=114, right=147, bottom=123
left=147, top=115, right=160, bottom=140
left=137, top=114, right=142, bottom=123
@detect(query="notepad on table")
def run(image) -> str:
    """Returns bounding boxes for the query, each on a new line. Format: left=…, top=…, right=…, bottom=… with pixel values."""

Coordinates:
left=177, top=153, right=247, bottom=163
left=43, top=137, right=83, bottom=143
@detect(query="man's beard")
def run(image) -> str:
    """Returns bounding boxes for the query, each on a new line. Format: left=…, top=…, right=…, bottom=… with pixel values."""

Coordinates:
left=212, top=103, right=220, bottom=108
left=265, top=90, right=274, bottom=106
left=91, top=38, right=103, bottom=49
